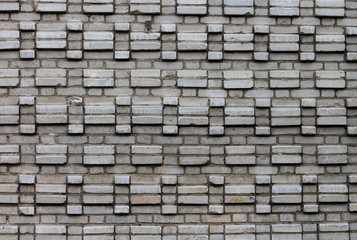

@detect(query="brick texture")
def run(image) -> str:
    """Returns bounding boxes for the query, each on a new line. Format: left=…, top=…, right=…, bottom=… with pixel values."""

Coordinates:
left=0, top=0, right=356, bottom=238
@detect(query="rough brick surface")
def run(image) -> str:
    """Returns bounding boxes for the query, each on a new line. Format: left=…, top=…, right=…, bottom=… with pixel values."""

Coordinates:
left=0, top=0, right=356, bottom=238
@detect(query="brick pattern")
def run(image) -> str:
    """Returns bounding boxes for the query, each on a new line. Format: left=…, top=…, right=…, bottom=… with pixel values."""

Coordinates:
left=0, top=0, right=357, bottom=238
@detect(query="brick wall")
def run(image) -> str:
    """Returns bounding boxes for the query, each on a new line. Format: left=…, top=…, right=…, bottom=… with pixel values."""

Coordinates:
left=0, top=0, right=357, bottom=239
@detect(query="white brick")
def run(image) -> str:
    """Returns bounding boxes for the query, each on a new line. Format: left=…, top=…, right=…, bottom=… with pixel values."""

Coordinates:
left=226, top=146, right=255, bottom=154
left=67, top=50, right=82, bottom=59
left=115, top=51, right=130, bottom=60
left=36, top=145, right=67, bottom=154
left=67, top=205, right=82, bottom=215
left=115, top=175, right=130, bottom=185
left=115, top=23, right=130, bottom=31
left=272, top=185, right=302, bottom=194
left=132, top=145, right=162, bottom=154
left=67, top=175, right=83, bottom=184
left=35, top=225, right=66, bottom=234
left=316, top=0, right=344, bottom=7
left=84, top=145, right=115, bottom=154
left=162, top=51, right=177, bottom=60
left=20, top=50, right=35, bottom=59
left=161, top=24, right=176, bottom=33
left=272, top=224, right=302, bottom=233
left=67, top=22, right=82, bottom=31
left=115, top=205, right=130, bottom=214
left=270, top=0, right=299, bottom=7
left=318, top=184, right=348, bottom=193
left=208, top=24, right=223, bottom=33
left=225, top=185, right=255, bottom=194
left=83, top=226, right=114, bottom=234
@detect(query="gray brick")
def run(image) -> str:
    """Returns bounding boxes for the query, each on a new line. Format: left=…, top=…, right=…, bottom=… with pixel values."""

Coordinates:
left=0, top=0, right=356, bottom=236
